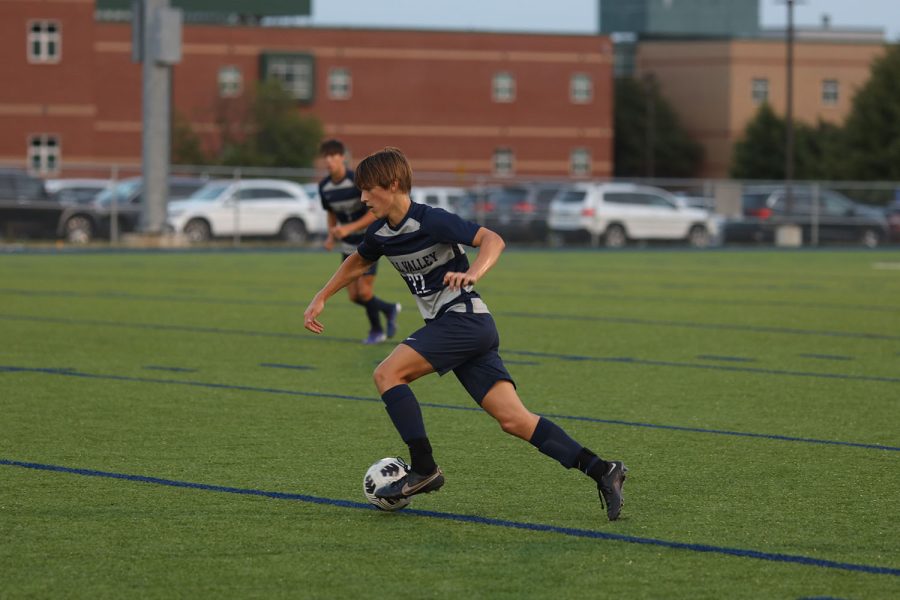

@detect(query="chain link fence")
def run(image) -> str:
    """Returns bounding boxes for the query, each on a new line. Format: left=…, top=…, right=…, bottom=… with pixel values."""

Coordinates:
left=2, top=161, right=898, bottom=248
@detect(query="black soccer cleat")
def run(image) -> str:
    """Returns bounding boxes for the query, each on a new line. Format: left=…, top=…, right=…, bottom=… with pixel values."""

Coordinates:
left=374, top=466, right=444, bottom=500
left=597, top=461, right=628, bottom=521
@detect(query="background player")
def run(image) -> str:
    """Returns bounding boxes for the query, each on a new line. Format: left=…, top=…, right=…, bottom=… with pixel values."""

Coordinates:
left=318, top=139, right=400, bottom=344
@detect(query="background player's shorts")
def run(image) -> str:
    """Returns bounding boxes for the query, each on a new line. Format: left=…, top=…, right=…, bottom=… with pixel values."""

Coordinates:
left=402, top=311, right=515, bottom=404
left=342, top=253, right=377, bottom=276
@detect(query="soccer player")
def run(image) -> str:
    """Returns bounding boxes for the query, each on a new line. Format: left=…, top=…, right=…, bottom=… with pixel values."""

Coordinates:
left=304, top=147, right=628, bottom=521
left=318, top=139, right=400, bottom=344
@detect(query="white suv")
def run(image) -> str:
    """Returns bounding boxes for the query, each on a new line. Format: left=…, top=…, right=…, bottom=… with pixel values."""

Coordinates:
left=548, top=182, right=717, bottom=248
left=410, top=186, right=468, bottom=214
left=167, top=179, right=327, bottom=243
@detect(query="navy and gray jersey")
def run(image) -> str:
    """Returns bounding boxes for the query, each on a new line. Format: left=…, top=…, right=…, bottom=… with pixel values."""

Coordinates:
left=357, top=202, right=489, bottom=322
left=319, top=170, right=367, bottom=255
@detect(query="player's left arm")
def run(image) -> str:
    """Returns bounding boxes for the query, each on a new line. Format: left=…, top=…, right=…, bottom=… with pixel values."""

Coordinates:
left=443, top=227, right=505, bottom=291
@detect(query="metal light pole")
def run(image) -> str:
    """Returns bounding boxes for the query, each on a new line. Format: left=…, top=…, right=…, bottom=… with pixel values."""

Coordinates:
left=784, top=0, right=795, bottom=215
left=132, top=0, right=182, bottom=237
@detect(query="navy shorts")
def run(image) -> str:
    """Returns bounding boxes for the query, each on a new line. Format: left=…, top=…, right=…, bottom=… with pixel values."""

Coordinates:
left=342, top=253, right=377, bottom=276
left=402, top=311, right=515, bottom=404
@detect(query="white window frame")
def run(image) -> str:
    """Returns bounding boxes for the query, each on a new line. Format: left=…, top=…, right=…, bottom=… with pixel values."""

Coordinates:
left=267, top=58, right=313, bottom=101
left=28, top=134, right=60, bottom=175
left=751, top=78, right=769, bottom=105
left=218, top=65, right=242, bottom=98
left=570, top=148, right=591, bottom=176
left=27, top=20, right=61, bottom=64
left=822, top=79, right=839, bottom=106
left=493, top=148, right=514, bottom=176
left=492, top=72, right=515, bottom=103
left=328, top=67, right=352, bottom=100
left=570, top=73, right=593, bottom=104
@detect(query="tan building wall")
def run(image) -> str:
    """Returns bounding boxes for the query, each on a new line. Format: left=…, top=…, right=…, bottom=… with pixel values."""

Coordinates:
left=637, top=38, right=886, bottom=178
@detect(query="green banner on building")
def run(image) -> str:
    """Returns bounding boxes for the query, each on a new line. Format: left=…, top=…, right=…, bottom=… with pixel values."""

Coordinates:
left=97, top=0, right=310, bottom=17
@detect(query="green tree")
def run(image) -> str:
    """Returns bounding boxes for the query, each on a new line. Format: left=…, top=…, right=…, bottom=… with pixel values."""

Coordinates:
left=171, top=112, right=209, bottom=165
left=731, top=104, right=849, bottom=180
left=217, top=79, right=324, bottom=168
left=614, top=77, right=704, bottom=178
left=840, top=43, right=900, bottom=180
left=729, top=103, right=785, bottom=179
left=794, top=119, right=845, bottom=180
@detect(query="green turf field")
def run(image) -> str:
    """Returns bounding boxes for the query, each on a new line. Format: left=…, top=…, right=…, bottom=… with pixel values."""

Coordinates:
left=1, top=248, right=898, bottom=599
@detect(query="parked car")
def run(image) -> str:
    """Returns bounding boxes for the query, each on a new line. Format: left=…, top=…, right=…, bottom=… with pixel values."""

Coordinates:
left=672, top=192, right=716, bottom=212
left=410, top=186, right=469, bottom=214
left=44, top=178, right=109, bottom=206
left=548, top=182, right=717, bottom=248
left=58, top=176, right=207, bottom=243
left=722, top=185, right=889, bottom=248
left=465, top=182, right=564, bottom=241
left=0, top=168, right=55, bottom=239
left=166, top=179, right=327, bottom=243
left=885, top=199, right=900, bottom=243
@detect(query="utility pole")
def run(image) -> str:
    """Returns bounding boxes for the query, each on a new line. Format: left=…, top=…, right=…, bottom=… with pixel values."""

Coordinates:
left=644, top=73, right=656, bottom=179
left=775, top=0, right=804, bottom=247
left=784, top=0, right=796, bottom=215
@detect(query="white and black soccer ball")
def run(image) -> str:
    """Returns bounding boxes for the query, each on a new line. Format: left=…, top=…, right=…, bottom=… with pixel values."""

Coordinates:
left=363, top=457, right=412, bottom=511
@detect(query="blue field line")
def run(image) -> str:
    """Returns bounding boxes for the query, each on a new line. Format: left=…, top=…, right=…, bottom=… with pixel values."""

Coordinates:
left=503, top=351, right=900, bottom=385
left=143, top=365, right=198, bottom=373
left=798, top=354, right=855, bottom=362
left=1, top=458, right=897, bottom=578
left=4, top=284, right=900, bottom=315
left=2, top=313, right=898, bottom=386
left=696, top=355, right=757, bottom=363
left=500, top=311, right=900, bottom=342
left=2, top=365, right=897, bottom=453
left=259, top=363, right=315, bottom=371
left=3, top=287, right=900, bottom=341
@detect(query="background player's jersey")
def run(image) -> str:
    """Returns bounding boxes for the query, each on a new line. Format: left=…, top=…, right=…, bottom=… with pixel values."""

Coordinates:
left=319, top=170, right=366, bottom=255
left=357, top=202, right=489, bottom=321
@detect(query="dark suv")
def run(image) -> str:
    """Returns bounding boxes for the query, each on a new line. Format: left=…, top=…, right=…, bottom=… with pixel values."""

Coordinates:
left=464, top=182, right=563, bottom=242
left=58, top=176, right=207, bottom=243
left=723, top=185, right=889, bottom=247
left=0, top=168, right=55, bottom=239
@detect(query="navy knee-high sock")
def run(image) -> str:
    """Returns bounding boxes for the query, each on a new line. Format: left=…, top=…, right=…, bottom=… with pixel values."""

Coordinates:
left=370, top=296, right=395, bottom=315
left=529, top=417, right=609, bottom=479
left=381, top=384, right=436, bottom=475
left=355, top=298, right=383, bottom=332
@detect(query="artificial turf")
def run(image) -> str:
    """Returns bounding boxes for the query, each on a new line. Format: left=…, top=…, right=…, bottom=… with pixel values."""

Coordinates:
left=1, top=248, right=898, bottom=598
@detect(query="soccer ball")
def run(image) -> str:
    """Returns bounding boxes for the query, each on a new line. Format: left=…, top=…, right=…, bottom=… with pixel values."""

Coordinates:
left=363, top=457, right=412, bottom=511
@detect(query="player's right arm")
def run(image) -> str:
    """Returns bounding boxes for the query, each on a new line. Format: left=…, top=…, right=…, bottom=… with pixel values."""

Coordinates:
left=304, top=252, right=375, bottom=334
left=324, top=211, right=337, bottom=251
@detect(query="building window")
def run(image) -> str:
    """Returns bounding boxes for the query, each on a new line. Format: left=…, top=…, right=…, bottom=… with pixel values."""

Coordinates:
left=492, top=72, right=515, bottom=103
left=570, top=148, right=591, bottom=176
left=570, top=73, right=593, bottom=104
left=28, top=135, right=60, bottom=175
left=751, top=78, right=769, bottom=104
left=218, top=66, right=242, bottom=98
left=493, top=148, right=514, bottom=176
left=328, top=67, right=352, bottom=100
left=261, top=53, right=315, bottom=102
left=27, top=20, right=61, bottom=64
left=822, top=79, right=839, bottom=106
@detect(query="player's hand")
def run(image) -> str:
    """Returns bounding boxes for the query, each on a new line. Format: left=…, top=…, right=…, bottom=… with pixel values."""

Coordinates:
left=330, top=225, right=346, bottom=240
left=303, top=298, right=326, bottom=334
left=443, top=271, right=477, bottom=291
left=323, top=235, right=334, bottom=251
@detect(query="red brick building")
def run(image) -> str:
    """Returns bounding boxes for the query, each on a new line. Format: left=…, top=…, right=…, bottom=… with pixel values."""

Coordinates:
left=0, top=0, right=614, bottom=179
